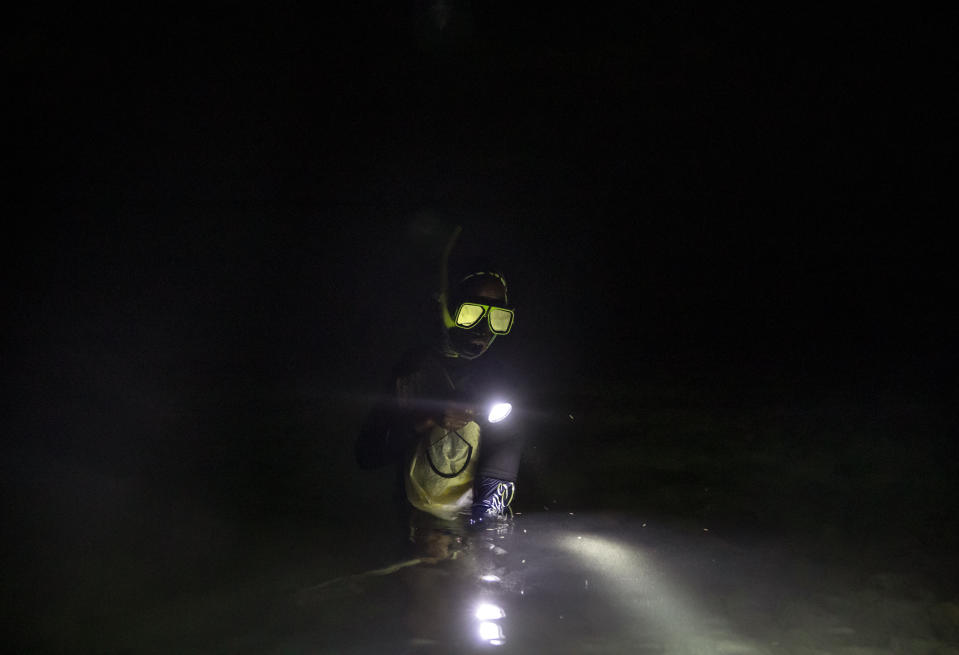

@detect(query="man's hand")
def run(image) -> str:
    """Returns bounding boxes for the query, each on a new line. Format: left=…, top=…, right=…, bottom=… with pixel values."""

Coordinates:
left=439, top=405, right=476, bottom=430
left=413, top=404, right=476, bottom=433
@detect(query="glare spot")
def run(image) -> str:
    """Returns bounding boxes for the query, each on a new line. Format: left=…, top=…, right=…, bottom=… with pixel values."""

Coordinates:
left=480, top=574, right=501, bottom=583
left=475, top=603, right=505, bottom=620
left=478, top=621, right=505, bottom=642
left=488, top=402, right=512, bottom=423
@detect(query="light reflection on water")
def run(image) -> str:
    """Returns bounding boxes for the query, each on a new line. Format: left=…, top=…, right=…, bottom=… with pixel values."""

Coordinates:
left=475, top=601, right=506, bottom=621
left=102, top=510, right=934, bottom=654
left=477, top=620, right=505, bottom=645
left=292, top=511, right=763, bottom=654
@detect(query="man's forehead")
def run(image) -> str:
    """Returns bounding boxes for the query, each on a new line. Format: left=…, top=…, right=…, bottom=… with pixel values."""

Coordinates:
left=459, top=275, right=506, bottom=300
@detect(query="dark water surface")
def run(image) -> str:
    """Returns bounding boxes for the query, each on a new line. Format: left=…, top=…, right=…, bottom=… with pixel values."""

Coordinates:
left=7, top=373, right=958, bottom=654
left=88, top=511, right=955, bottom=655
left=7, top=388, right=959, bottom=655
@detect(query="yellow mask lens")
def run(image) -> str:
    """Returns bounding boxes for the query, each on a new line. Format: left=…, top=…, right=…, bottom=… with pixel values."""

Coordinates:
left=488, top=308, right=513, bottom=334
left=455, top=303, right=485, bottom=327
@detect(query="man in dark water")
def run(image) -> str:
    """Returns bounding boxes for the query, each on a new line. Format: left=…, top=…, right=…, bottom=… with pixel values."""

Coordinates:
left=355, top=232, right=525, bottom=540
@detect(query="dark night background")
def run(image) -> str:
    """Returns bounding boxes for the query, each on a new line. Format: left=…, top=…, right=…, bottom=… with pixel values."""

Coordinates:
left=3, top=3, right=957, bottom=652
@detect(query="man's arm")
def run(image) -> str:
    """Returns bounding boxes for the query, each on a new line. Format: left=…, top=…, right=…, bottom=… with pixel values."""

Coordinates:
left=355, top=393, right=416, bottom=469
left=355, top=387, right=471, bottom=469
left=354, top=348, right=436, bottom=469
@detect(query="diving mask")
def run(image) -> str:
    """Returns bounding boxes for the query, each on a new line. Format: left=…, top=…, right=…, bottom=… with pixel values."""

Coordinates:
left=452, top=302, right=514, bottom=335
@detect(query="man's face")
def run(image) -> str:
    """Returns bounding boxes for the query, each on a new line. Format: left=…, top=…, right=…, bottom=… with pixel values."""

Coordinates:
left=447, top=276, right=507, bottom=359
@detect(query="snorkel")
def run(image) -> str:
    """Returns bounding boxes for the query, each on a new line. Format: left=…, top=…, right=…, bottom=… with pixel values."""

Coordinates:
left=438, top=224, right=462, bottom=338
